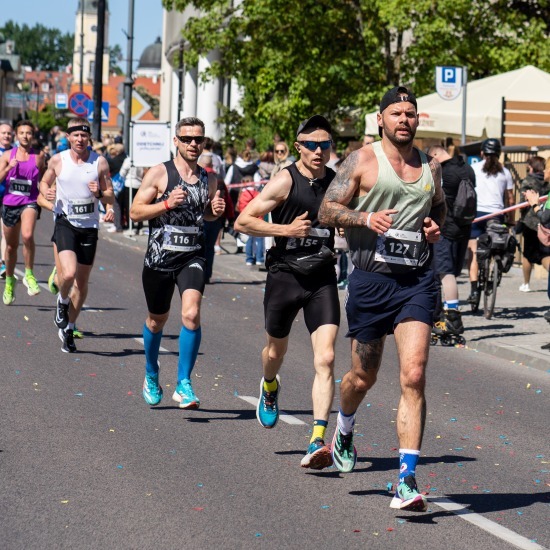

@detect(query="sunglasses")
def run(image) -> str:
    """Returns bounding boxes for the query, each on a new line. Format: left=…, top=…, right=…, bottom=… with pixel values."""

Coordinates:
left=275, top=149, right=286, bottom=154
left=299, top=140, right=332, bottom=151
left=176, top=135, right=205, bottom=145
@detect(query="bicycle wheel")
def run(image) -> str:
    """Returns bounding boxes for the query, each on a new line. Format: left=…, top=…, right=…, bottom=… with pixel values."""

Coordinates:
left=483, top=256, right=500, bottom=319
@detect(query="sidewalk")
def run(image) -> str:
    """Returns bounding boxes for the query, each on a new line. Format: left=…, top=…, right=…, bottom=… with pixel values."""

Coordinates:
left=102, top=227, right=550, bottom=373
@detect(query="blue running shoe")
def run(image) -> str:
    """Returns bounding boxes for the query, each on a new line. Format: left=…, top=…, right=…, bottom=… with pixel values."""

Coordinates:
left=300, top=437, right=333, bottom=469
left=331, top=427, right=357, bottom=473
left=172, top=379, right=200, bottom=409
left=256, top=376, right=280, bottom=429
left=143, top=373, right=163, bottom=406
left=0, top=262, right=6, bottom=279
left=389, top=475, right=427, bottom=511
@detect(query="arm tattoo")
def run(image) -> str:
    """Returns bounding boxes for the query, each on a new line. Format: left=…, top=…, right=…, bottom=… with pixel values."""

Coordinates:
left=320, top=152, right=368, bottom=228
left=428, top=157, right=446, bottom=226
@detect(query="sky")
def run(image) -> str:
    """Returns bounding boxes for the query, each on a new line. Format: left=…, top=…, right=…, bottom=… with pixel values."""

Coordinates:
left=6, top=0, right=164, bottom=70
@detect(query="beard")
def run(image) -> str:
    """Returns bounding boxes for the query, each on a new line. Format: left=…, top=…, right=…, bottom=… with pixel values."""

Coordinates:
left=383, top=124, right=416, bottom=146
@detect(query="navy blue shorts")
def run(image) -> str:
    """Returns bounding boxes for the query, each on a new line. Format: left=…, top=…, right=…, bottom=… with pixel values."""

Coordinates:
left=345, top=268, right=437, bottom=343
left=433, top=235, right=469, bottom=277
left=470, top=212, right=503, bottom=239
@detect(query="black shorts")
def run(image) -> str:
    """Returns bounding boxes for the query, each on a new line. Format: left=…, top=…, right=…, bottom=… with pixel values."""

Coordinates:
left=52, top=216, right=98, bottom=266
left=346, top=268, right=437, bottom=343
left=2, top=203, right=41, bottom=227
left=264, top=268, right=340, bottom=339
left=433, top=235, right=469, bottom=277
left=142, top=258, right=206, bottom=315
left=522, top=225, right=550, bottom=264
left=470, top=212, right=503, bottom=239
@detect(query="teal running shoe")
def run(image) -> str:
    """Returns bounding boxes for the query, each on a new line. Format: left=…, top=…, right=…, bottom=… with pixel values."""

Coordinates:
left=331, top=427, right=357, bottom=473
left=0, top=262, right=6, bottom=279
left=389, top=475, right=427, bottom=511
left=48, top=267, right=59, bottom=294
left=143, top=373, right=163, bottom=406
left=172, top=378, right=199, bottom=409
left=256, top=376, right=280, bottom=429
left=300, top=437, right=333, bottom=469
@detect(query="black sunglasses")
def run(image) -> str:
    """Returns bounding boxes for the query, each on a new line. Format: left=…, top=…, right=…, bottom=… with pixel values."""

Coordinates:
left=275, top=149, right=286, bottom=154
left=299, top=140, right=332, bottom=151
left=176, top=135, right=205, bottom=145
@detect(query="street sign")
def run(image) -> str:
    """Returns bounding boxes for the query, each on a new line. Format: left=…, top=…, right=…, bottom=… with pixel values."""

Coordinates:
left=55, top=93, right=68, bottom=110
left=86, top=100, right=110, bottom=122
left=5, top=92, right=24, bottom=108
left=435, top=66, right=463, bottom=101
left=68, top=91, right=91, bottom=116
left=117, top=90, right=151, bottom=121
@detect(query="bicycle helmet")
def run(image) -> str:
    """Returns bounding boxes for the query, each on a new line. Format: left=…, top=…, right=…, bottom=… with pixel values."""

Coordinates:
left=481, top=138, right=501, bottom=156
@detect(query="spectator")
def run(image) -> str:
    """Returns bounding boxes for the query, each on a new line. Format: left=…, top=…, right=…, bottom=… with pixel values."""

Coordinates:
left=258, top=150, right=275, bottom=180
left=107, top=143, right=128, bottom=232
left=270, top=141, right=292, bottom=180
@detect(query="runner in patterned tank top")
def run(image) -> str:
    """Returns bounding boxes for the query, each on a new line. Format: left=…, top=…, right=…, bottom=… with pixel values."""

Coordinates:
left=0, top=120, right=46, bottom=304
left=39, top=117, right=115, bottom=353
left=319, top=86, right=446, bottom=512
left=235, top=115, right=340, bottom=470
left=130, top=117, right=225, bottom=410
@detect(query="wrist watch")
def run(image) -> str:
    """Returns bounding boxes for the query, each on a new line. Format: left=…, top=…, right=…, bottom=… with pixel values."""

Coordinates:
left=96, top=188, right=104, bottom=199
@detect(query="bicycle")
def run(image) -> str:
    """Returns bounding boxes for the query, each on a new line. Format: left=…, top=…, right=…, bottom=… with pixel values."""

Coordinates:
left=469, top=220, right=517, bottom=320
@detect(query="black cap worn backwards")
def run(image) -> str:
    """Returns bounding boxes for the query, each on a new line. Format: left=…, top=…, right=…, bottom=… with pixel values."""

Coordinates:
left=296, top=114, right=332, bottom=139
left=379, top=86, right=417, bottom=113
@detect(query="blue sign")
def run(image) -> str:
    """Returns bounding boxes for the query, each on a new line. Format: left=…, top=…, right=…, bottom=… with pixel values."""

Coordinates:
left=441, top=67, right=457, bottom=83
left=435, top=66, right=463, bottom=101
left=68, top=91, right=91, bottom=116
left=55, top=93, right=68, bottom=109
left=86, top=100, right=110, bottom=122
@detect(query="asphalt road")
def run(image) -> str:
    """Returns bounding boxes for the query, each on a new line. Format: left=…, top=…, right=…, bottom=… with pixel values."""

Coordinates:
left=1, top=217, right=548, bottom=550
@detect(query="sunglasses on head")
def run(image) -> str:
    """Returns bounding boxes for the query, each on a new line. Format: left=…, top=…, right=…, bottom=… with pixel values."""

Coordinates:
left=299, top=140, right=332, bottom=151
left=176, top=135, right=205, bottom=145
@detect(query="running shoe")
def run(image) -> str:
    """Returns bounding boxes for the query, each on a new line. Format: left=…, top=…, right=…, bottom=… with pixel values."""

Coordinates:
left=54, top=298, right=69, bottom=329
left=256, top=376, right=280, bottom=429
left=300, top=437, right=333, bottom=469
left=59, top=328, right=77, bottom=353
left=389, top=475, right=427, bottom=512
left=0, top=262, right=6, bottom=279
left=172, top=379, right=200, bottom=409
left=331, top=427, right=357, bottom=473
left=23, top=271, right=41, bottom=296
left=3, top=276, right=16, bottom=305
left=48, top=267, right=59, bottom=294
left=519, top=283, right=531, bottom=292
left=72, top=326, right=84, bottom=339
left=143, top=373, right=163, bottom=406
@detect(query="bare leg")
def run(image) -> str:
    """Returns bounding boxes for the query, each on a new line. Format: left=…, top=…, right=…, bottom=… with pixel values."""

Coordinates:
left=521, top=256, right=532, bottom=286
left=310, top=324, right=338, bottom=421
left=467, top=238, right=478, bottom=284
left=20, top=207, right=38, bottom=270
left=262, top=333, right=289, bottom=381
left=3, top=221, right=20, bottom=277
left=69, top=263, right=93, bottom=324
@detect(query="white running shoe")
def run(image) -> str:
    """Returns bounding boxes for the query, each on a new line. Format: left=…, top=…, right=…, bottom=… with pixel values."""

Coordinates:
left=519, top=283, right=531, bottom=292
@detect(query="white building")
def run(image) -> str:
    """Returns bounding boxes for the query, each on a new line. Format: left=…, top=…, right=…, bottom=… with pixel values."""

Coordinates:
left=159, top=6, right=242, bottom=141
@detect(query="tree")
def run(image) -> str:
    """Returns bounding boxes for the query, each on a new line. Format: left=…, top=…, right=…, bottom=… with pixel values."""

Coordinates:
left=0, top=21, right=74, bottom=71
left=162, top=0, right=550, bottom=145
left=109, top=44, right=124, bottom=75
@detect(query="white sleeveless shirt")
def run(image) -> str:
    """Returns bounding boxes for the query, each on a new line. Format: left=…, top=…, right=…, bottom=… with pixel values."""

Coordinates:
left=54, top=149, right=101, bottom=229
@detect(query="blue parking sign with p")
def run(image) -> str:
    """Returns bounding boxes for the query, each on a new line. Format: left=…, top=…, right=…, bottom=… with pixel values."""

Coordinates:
left=435, top=66, right=462, bottom=101
left=442, top=67, right=457, bottom=83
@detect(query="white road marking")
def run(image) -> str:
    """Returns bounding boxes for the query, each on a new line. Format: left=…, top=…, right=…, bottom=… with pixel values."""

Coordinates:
left=134, top=337, right=170, bottom=353
left=237, top=395, right=306, bottom=425
left=430, top=497, right=544, bottom=550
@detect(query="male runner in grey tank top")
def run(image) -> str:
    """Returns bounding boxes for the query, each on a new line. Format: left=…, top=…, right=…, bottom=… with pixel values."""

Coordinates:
left=319, top=86, right=446, bottom=512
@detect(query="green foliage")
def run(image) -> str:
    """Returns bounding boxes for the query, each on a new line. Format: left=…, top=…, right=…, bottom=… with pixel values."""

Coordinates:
left=29, top=104, right=70, bottom=136
left=163, top=0, right=550, bottom=142
left=1, top=21, right=74, bottom=71
left=135, top=85, right=159, bottom=118
left=109, top=45, right=124, bottom=76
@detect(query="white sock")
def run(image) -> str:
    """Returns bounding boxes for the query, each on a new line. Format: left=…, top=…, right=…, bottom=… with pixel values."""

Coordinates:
left=337, top=410, right=356, bottom=435
left=58, top=294, right=70, bottom=305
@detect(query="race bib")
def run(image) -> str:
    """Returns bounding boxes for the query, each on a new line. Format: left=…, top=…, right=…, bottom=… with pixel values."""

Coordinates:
left=286, top=228, right=330, bottom=251
left=374, top=228, right=422, bottom=266
left=68, top=198, right=95, bottom=218
left=162, top=225, right=201, bottom=252
left=9, top=178, right=32, bottom=196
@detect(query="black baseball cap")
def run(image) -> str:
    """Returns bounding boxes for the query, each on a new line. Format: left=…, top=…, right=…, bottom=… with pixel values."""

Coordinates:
left=296, top=114, right=332, bottom=138
left=379, top=86, right=417, bottom=113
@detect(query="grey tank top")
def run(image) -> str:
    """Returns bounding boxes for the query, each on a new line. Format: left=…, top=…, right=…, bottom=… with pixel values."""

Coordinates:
left=346, top=142, right=435, bottom=274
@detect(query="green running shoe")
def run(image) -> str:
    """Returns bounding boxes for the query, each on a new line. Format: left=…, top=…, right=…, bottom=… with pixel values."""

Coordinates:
left=143, top=373, right=163, bottom=406
left=72, top=326, right=84, bottom=339
left=23, top=271, right=41, bottom=296
left=3, top=276, right=16, bottom=305
left=172, top=379, right=200, bottom=409
left=300, top=437, right=333, bottom=469
left=389, top=475, right=427, bottom=511
left=48, top=267, right=59, bottom=294
left=256, top=376, right=280, bottom=428
left=331, top=427, right=357, bottom=473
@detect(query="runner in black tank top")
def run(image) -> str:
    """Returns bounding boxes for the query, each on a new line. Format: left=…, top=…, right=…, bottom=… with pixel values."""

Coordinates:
left=130, top=117, right=225, bottom=411
left=235, top=115, right=340, bottom=471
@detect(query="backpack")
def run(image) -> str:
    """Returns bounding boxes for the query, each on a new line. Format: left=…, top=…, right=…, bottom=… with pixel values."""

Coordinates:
left=452, top=178, right=477, bottom=225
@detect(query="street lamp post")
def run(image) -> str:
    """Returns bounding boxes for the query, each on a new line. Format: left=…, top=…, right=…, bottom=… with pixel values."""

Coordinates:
left=92, top=0, right=106, bottom=141
left=123, top=0, right=135, bottom=154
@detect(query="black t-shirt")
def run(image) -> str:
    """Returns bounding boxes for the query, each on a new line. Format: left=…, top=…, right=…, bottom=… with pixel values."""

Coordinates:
left=271, top=163, right=335, bottom=252
left=440, top=156, right=477, bottom=240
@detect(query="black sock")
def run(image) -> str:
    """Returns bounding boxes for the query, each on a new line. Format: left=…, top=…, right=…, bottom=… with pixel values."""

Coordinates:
left=471, top=281, right=478, bottom=293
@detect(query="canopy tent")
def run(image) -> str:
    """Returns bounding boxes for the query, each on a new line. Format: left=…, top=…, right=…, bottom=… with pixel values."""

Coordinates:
left=364, top=66, right=550, bottom=141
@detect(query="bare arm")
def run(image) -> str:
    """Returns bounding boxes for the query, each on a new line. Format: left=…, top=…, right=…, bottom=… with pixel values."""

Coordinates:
left=39, top=154, right=60, bottom=204
left=204, top=172, right=225, bottom=221
left=427, top=156, right=446, bottom=228
left=234, top=169, right=311, bottom=238
left=0, top=150, right=14, bottom=182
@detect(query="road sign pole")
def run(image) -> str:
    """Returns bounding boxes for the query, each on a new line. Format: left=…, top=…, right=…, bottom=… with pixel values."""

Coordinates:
left=461, top=66, right=468, bottom=146
left=92, top=0, right=106, bottom=141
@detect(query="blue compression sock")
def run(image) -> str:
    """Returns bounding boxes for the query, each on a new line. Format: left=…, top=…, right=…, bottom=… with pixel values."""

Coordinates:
left=177, top=325, right=202, bottom=382
left=143, top=323, right=162, bottom=376
left=399, top=449, right=420, bottom=482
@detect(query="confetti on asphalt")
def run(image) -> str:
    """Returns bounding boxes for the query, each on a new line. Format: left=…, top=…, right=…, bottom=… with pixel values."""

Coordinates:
left=116, top=464, right=123, bottom=469
left=60, top=500, right=69, bottom=504
left=74, top=392, right=83, bottom=397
